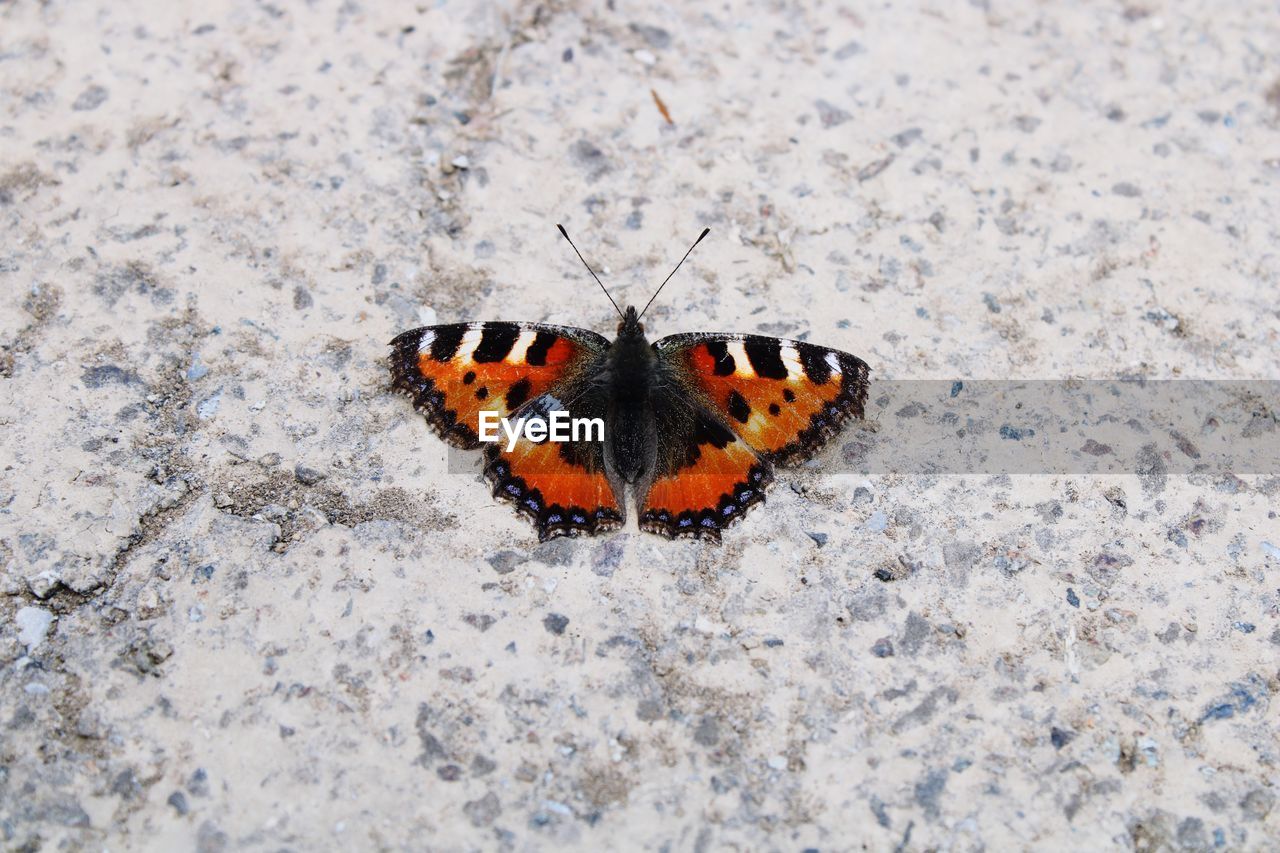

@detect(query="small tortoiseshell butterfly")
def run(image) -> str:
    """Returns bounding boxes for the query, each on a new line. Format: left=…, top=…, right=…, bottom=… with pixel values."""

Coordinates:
left=388, top=227, right=870, bottom=541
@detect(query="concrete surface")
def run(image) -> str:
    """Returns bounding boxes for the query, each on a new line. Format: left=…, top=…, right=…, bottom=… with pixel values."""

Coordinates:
left=2, top=1, right=1279, bottom=850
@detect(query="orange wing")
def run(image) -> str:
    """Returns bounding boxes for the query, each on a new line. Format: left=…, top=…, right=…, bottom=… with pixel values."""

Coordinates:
left=484, top=423, right=623, bottom=542
left=389, top=322, right=608, bottom=448
left=391, top=322, right=622, bottom=540
left=639, top=402, right=773, bottom=540
left=654, top=333, right=870, bottom=466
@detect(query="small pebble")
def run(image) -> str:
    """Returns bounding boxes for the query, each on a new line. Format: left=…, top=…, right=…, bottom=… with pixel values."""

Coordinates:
left=186, top=354, right=209, bottom=381
left=72, top=84, right=109, bottom=111
left=816, top=99, right=852, bottom=128
left=167, top=791, right=189, bottom=816
left=196, top=390, right=222, bottom=420
left=15, top=607, right=54, bottom=650
left=294, top=464, right=325, bottom=485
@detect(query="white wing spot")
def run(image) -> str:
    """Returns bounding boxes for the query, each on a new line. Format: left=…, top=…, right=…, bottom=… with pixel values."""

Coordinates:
left=417, top=330, right=435, bottom=355
left=511, top=329, right=539, bottom=363
left=727, top=341, right=751, bottom=376
left=825, top=352, right=843, bottom=374
left=458, top=327, right=487, bottom=363
left=779, top=344, right=803, bottom=379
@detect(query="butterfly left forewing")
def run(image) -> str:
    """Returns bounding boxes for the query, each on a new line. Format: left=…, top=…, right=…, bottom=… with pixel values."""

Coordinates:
left=389, top=321, right=609, bottom=448
left=653, top=333, right=870, bottom=466
left=391, top=321, right=624, bottom=540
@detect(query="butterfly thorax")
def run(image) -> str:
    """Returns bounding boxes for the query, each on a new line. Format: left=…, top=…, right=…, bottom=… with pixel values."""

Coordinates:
left=605, top=307, right=657, bottom=485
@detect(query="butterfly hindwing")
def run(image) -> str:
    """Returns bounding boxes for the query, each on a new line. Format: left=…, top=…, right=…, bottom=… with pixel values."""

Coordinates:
left=483, top=389, right=624, bottom=541
left=638, top=390, right=774, bottom=541
left=389, top=322, right=609, bottom=448
left=653, top=333, right=871, bottom=466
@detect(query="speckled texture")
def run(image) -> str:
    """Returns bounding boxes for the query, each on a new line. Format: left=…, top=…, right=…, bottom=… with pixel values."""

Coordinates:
left=3, top=2, right=1279, bottom=850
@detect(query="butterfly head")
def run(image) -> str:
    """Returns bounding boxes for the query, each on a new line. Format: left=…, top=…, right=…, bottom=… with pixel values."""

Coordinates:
left=618, top=305, right=644, bottom=337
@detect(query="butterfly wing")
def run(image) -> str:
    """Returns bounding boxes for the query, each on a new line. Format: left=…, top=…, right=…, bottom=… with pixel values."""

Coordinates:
left=636, top=333, right=869, bottom=540
left=389, top=322, right=610, bottom=447
left=389, top=322, right=622, bottom=540
left=483, top=389, right=623, bottom=541
left=638, top=390, right=773, bottom=540
left=652, top=333, right=870, bottom=466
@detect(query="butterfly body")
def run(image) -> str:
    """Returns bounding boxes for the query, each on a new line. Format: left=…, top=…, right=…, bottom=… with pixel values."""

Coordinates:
left=602, top=307, right=660, bottom=492
left=389, top=305, right=870, bottom=542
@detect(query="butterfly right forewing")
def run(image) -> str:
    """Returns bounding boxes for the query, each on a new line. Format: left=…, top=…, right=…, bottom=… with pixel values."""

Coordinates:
left=653, top=333, right=870, bottom=466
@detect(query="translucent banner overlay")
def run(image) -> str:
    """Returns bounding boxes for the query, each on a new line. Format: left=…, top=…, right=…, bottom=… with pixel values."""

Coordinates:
left=446, top=381, right=1279, bottom=476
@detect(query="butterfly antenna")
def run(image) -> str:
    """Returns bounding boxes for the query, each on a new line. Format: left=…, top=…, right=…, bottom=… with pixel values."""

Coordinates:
left=638, top=227, right=710, bottom=320
left=557, top=224, right=624, bottom=320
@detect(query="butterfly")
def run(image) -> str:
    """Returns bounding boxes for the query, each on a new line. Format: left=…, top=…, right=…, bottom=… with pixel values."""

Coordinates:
left=388, top=226, right=870, bottom=542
